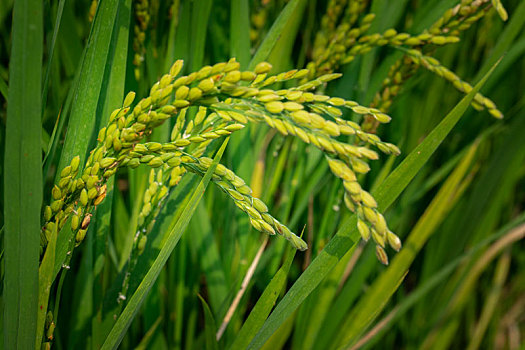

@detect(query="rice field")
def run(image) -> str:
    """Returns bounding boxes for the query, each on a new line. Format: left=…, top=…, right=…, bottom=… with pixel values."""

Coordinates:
left=1, top=0, right=524, bottom=349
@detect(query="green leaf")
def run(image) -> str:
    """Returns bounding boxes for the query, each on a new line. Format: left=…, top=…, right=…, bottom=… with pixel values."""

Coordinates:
left=42, top=59, right=80, bottom=178
left=36, top=224, right=56, bottom=348
left=188, top=203, right=228, bottom=315
left=54, top=0, right=119, bottom=175
left=466, top=251, right=510, bottom=350
left=299, top=243, right=359, bottom=350
left=0, top=72, right=7, bottom=100
left=91, top=0, right=132, bottom=345
left=100, top=138, right=230, bottom=350
left=230, top=0, right=251, bottom=69
left=259, top=312, right=296, bottom=350
left=135, top=316, right=163, bottom=350
left=265, top=0, right=307, bottom=73
left=247, top=59, right=501, bottom=350
left=41, top=0, right=65, bottom=115
left=52, top=0, right=120, bottom=280
left=248, top=0, right=308, bottom=69
left=172, top=1, right=192, bottom=67
left=312, top=248, right=377, bottom=350
left=229, top=244, right=297, bottom=350
left=190, top=0, right=213, bottom=71
left=198, top=295, right=219, bottom=350
left=3, top=0, right=43, bottom=348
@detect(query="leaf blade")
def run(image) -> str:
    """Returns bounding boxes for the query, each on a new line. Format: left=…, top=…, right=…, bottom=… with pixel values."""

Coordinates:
left=230, top=0, right=251, bottom=68
left=248, top=0, right=308, bottom=69
left=51, top=0, right=120, bottom=280
left=3, top=0, right=43, bottom=348
left=198, top=295, right=219, bottom=350
left=230, top=244, right=297, bottom=350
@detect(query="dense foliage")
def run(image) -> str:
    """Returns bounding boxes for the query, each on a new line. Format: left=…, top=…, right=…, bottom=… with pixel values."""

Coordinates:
left=1, top=0, right=524, bottom=349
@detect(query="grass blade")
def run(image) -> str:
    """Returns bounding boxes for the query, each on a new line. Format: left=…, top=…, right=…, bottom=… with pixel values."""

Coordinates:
left=188, top=203, right=228, bottom=315
left=55, top=0, right=119, bottom=174
left=298, top=243, right=359, bottom=350
left=229, top=244, right=297, bottom=350
left=265, top=0, right=307, bottom=73
left=100, top=138, right=229, bottom=350
left=230, top=0, right=251, bottom=68
left=52, top=0, right=120, bottom=279
left=247, top=59, right=501, bottom=350
left=248, top=0, right=307, bottom=69
left=0, top=74, right=7, bottom=100
left=41, top=0, right=65, bottom=114
left=190, top=0, right=213, bottom=71
left=36, top=225, right=56, bottom=348
left=198, top=295, right=219, bottom=350
left=135, top=316, right=162, bottom=350
left=3, top=0, right=43, bottom=348
left=466, top=252, right=510, bottom=350
left=90, top=0, right=132, bottom=346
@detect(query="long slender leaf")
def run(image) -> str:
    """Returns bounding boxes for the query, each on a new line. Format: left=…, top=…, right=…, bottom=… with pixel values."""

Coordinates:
left=198, top=295, right=219, bottom=350
left=313, top=247, right=376, bottom=350
left=466, top=252, right=510, bottom=350
left=3, top=0, right=43, bottom=348
left=135, top=316, right=163, bottom=350
left=265, top=0, right=307, bottom=73
left=55, top=0, right=119, bottom=174
left=190, top=0, right=212, bottom=71
left=248, top=0, right=308, bottom=69
left=42, top=57, right=81, bottom=178
left=91, top=0, right=132, bottom=346
left=41, top=0, right=65, bottom=114
left=0, top=74, right=7, bottom=100
left=229, top=244, right=297, bottom=350
left=299, top=243, right=358, bottom=350
left=36, top=224, right=56, bottom=348
left=52, top=0, right=120, bottom=279
left=230, top=0, right=251, bottom=68
left=188, top=203, right=228, bottom=316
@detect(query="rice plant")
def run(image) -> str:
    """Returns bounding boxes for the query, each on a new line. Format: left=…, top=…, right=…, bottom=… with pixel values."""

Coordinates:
left=1, top=0, right=524, bottom=349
